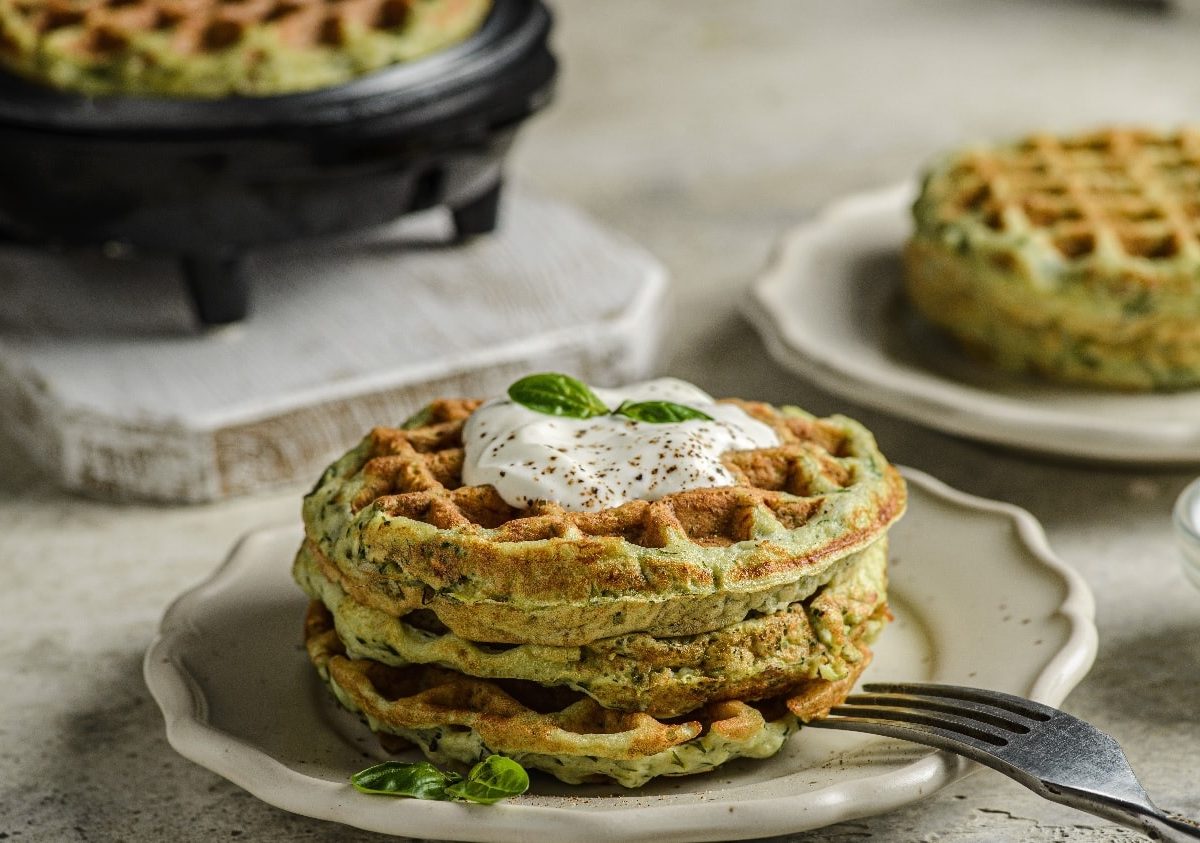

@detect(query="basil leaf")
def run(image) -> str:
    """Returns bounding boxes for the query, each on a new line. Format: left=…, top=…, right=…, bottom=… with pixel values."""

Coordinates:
left=613, top=400, right=713, bottom=423
left=350, top=761, right=461, bottom=800
left=445, top=755, right=530, bottom=804
left=507, top=373, right=610, bottom=419
left=350, top=756, right=528, bottom=805
left=400, top=404, right=436, bottom=430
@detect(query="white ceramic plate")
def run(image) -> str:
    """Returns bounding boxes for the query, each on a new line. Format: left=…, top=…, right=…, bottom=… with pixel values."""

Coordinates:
left=745, top=183, right=1200, bottom=463
left=145, top=468, right=1096, bottom=842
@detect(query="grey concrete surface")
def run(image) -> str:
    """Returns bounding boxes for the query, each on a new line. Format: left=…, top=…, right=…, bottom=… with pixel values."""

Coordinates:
left=3, top=1, right=1200, bottom=841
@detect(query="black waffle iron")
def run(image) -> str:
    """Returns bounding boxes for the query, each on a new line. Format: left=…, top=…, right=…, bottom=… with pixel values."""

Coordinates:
left=0, top=0, right=555, bottom=324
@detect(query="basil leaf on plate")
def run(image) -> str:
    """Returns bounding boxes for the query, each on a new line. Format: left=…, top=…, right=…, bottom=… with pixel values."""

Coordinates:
left=445, top=755, right=530, bottom=804
left=507, top=373, right=610, bottom=419
left=613, top=400, right=713, bottom=423
left=350, top=761, right=462, bottom=800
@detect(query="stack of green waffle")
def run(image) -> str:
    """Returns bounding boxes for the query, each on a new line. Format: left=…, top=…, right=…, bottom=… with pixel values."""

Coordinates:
left=908, top=126, right=1200, bottom=390
left=296, top=397, right=906, bottom=787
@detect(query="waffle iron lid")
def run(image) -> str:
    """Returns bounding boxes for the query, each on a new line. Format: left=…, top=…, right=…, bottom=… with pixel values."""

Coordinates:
left=0, top=0, right=551, bottom=135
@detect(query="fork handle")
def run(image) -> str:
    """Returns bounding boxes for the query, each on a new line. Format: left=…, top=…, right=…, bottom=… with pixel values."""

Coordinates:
left=1134, top=809, right=1200, bottom=842
left=1054, top=785, right=1200, bottom=841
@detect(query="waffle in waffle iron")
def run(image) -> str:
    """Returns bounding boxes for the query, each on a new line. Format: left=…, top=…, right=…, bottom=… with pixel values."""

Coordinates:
left=907, top=127, right=1200, bottom=390
left=297, top=383, right=904, bottom=786
left=0, top=0, right=492, bottom=96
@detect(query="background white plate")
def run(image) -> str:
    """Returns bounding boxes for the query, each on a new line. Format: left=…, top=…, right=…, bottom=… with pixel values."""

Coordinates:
left=144, top=468, right=1096, bottom=842
left=745, top=184, right=1200, bottom=464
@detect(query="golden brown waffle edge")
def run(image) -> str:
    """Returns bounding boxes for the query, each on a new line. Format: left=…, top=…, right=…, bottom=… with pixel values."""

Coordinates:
left=302, top=398, right=906, bottom=646
left=908, top=126, right=1200, bottom=390
left=304, top=600, right=872, bottom=787
left=294, top=535, right=889, bottom=718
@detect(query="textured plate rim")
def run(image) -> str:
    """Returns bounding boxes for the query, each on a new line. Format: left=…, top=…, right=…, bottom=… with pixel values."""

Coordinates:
left=143, top=468, right=1097, bottom=842
left=744, top=183, right=1200, bottom=463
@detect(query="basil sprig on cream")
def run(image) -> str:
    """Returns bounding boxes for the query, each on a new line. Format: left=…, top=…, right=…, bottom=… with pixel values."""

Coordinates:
left=508, top=373, right=712, bottom=423
left=507, top=372, right=609, bottom=418
left=612, top=399, right=712, bottom=423
left=351, top=755, right=529, bottom=804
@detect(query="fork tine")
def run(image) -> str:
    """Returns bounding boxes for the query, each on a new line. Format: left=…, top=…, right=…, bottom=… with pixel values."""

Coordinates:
left=809, top=705, right=1054, bottom=796
left=806, top=712, right=1021, bottom=772
left=823, top=702, right=1015, bottom=747
left=861, top=682, right=1056, bottom=722
left=840, top=693, right=1031, bottom=734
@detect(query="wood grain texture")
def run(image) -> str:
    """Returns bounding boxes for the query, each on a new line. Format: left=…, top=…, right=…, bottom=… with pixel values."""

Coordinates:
left=0, top=191, right=666, bottom=502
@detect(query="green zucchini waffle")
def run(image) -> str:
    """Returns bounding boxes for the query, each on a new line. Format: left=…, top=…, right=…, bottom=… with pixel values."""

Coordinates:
left=0, top=0, right=491, bottom=97
left=295, top=536, right=888, bottom=718
left=907, top=126, right=1200, bottom=390
left=302, top=397, right=905, bottom=647
left=297, top=390, right=904, bottom=786
left=305, top=600, right=874, bottom=788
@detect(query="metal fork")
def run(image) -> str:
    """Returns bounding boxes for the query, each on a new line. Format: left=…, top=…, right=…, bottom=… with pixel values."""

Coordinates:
left=805, top=682, right=1200, bottom=841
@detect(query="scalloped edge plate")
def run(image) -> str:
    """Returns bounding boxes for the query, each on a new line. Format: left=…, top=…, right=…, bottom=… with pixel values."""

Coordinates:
left=745, top=183, right=1200, bottom=463
left=145, top=468, right=1096, bottom=842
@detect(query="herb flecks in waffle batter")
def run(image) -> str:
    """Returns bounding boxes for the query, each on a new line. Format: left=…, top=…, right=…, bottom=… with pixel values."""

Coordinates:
left=0, top=0, right=492, bottom=96
left=302, top=396, right=905, bottom=647
left=907, top=127, right=1200, bottom=390
left=305, top=601, right=874, bottom=788
left=296, top=383, right=905, bottom=787
left=294, top=536, right=889, bottom=718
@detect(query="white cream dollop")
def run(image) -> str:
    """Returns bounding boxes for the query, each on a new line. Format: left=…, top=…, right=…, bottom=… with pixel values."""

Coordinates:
left=461, top=378, right=780, bottom=512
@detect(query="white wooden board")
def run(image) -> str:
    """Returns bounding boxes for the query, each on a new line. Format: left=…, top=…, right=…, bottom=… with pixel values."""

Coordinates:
left=0, top=191, right=667, bottom=502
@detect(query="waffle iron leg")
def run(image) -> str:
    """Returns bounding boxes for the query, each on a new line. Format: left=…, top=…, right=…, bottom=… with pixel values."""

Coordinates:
left=451, top=178, right=503, bottom=238
left=182, top=253, right=249, bottom=326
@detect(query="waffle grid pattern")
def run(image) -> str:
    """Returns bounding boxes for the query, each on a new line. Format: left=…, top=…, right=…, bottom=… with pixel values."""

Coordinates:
left=350, top=398, right=856, bottom=549
left=907, top=126, right=1200, bottom=389
left=932, top=127, right=1200, bottom=270
left=0, top=0, right=491, bottom=95
left=297, top=395, right=900, bottom=784
left=303, top=398, right=904, bottom=645
left=5, top=0, right=415, bottom=55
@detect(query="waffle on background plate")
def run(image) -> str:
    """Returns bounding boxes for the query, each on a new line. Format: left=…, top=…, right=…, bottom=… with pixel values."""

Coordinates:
left=907, top=127, right=1200, bottom=390
left=296, top=393, right=905, bottom=787
left=0, top=0, right=492, bottom=96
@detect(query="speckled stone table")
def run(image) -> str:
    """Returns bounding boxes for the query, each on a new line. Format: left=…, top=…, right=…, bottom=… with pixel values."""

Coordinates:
left=4, top=2, right=1200, bottom=841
